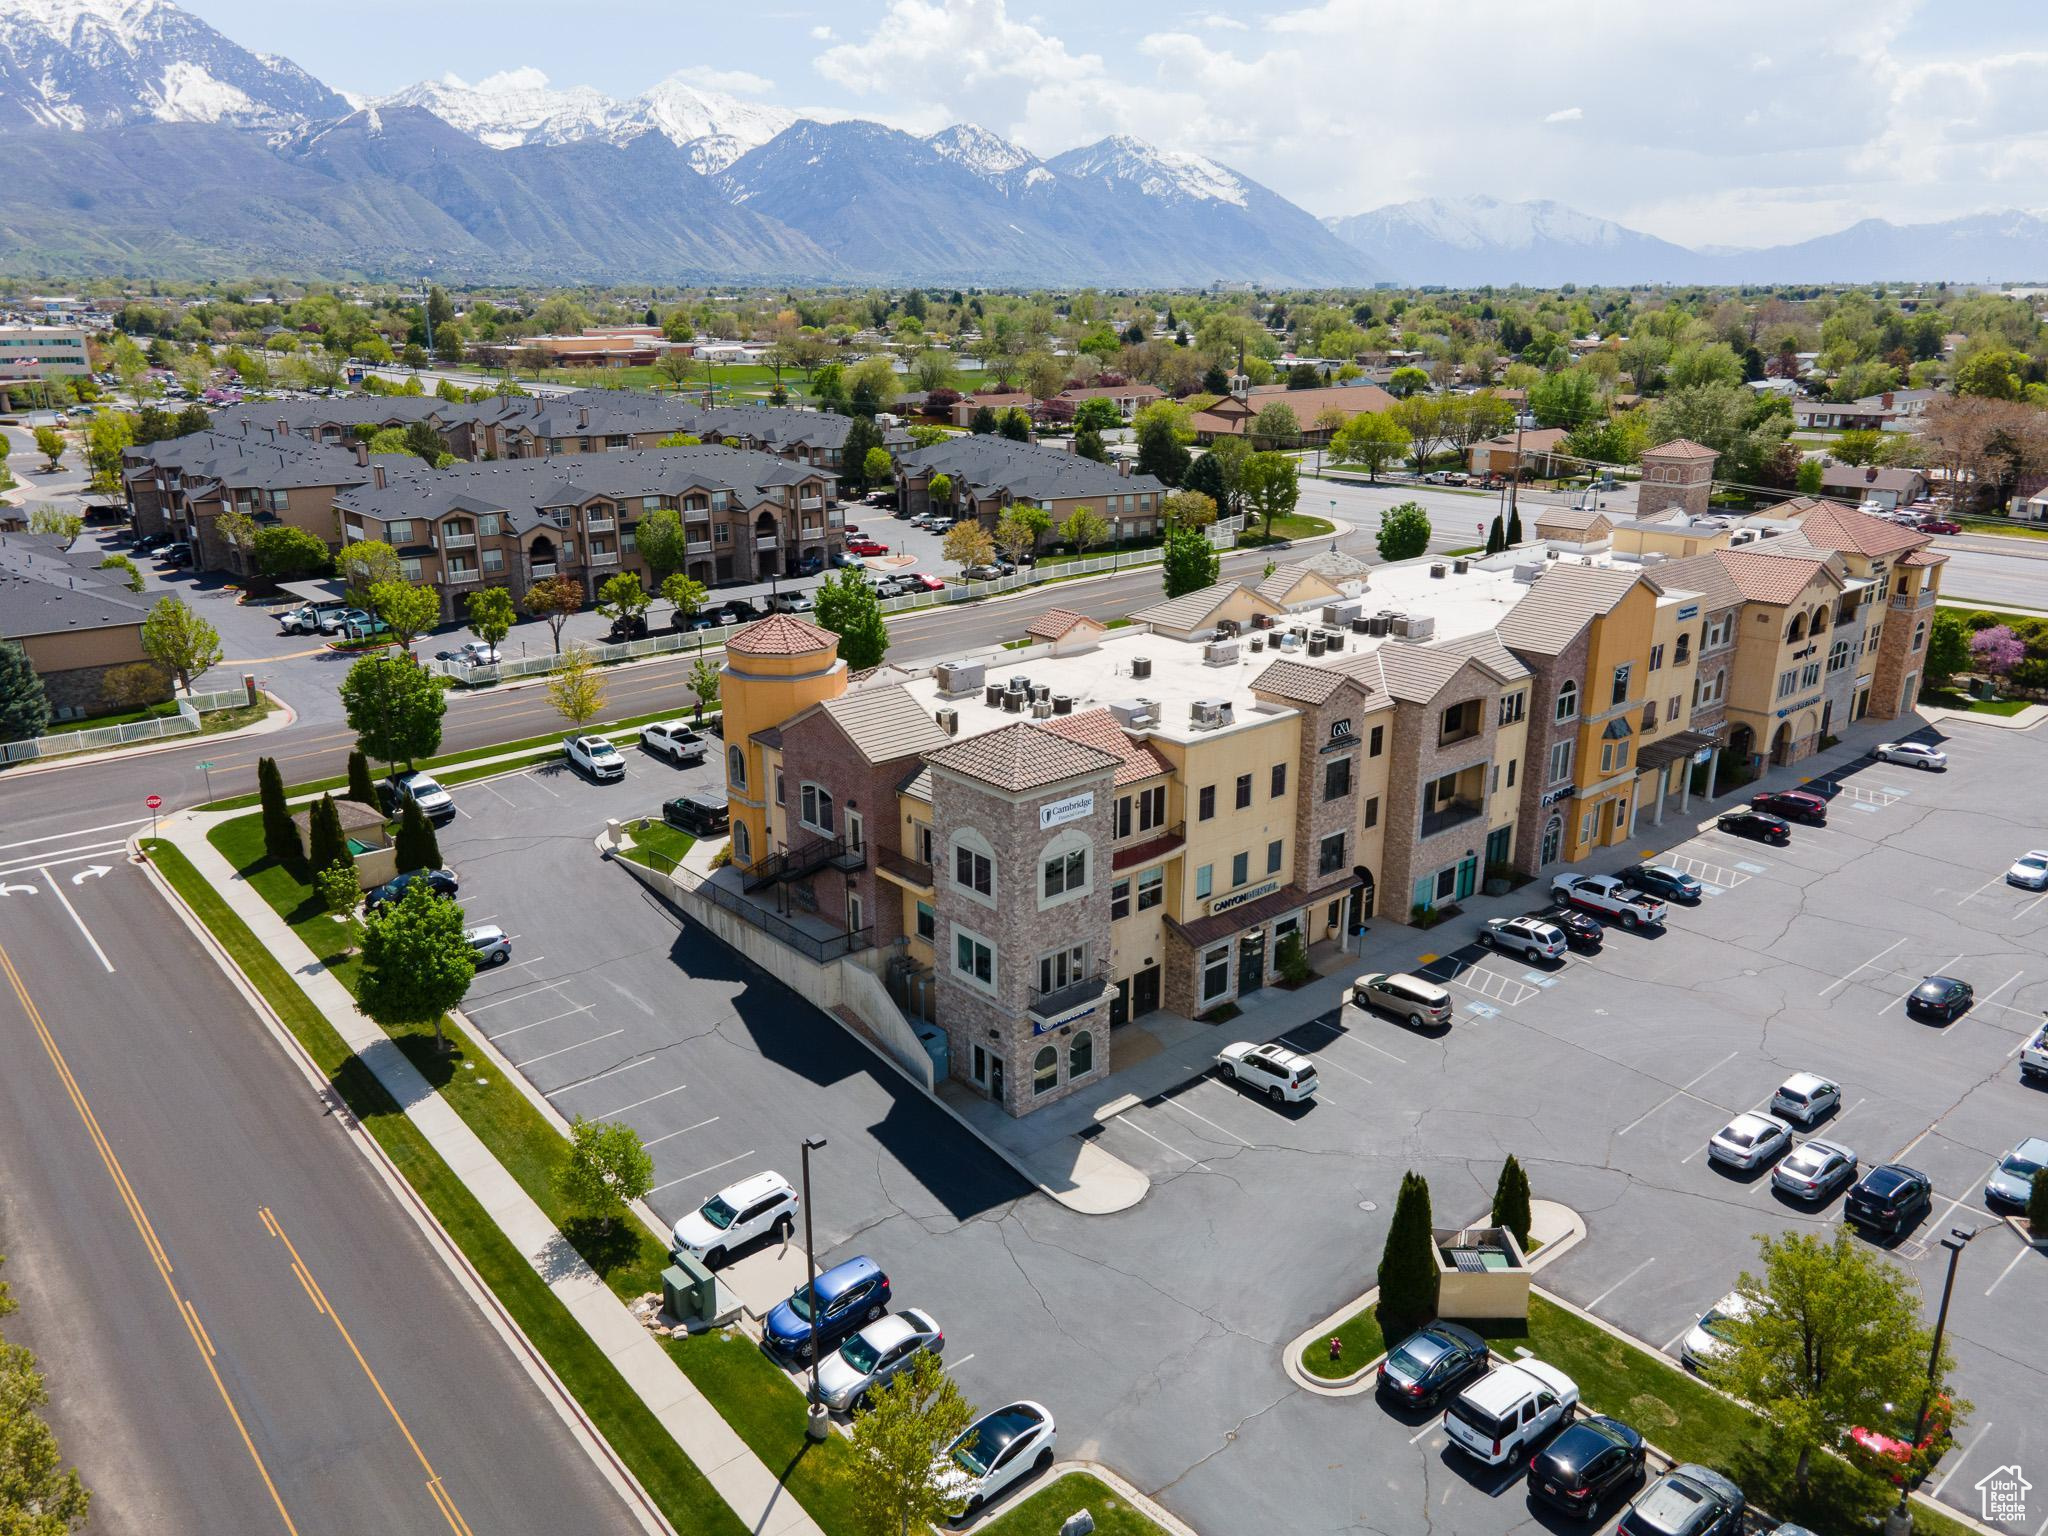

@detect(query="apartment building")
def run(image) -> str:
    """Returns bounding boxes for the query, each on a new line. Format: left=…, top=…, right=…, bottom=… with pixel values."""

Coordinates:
left=895, top=437, right=1169, bottom=545
left=0, top=532, right=165, bottom=716
left=122, top=432, right=383, bottom=574
left=331, top=447, right=838, bottom=619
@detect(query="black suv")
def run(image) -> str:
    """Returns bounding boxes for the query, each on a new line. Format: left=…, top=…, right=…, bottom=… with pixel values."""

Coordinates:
left=1845, top=1163, right=1932, bottom=1237
left=1529, top=1414, right=1646, bottom=1518
left=664, top=793, right=731, bottom=837
left=365, top=867, right=460, bottom=914
left=1617, top=1464, right=1745, bottom=1536
left=1537, top=906, right=1604, bottom=953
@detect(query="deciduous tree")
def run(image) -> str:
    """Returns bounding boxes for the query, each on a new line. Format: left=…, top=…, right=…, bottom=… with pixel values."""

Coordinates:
left=358, top=880, right=473, bottom=1054
left=687, top=656, right=721, bottom=711
left=31, top=425, right=64, bottom=470
left=634, top=508, right=689, bottom=584
left=1161, top=523, right=1219, bottom=599
left=941, top=521, right=995, bottom=569
left=140, top=595, right=221, bottom=695
left=595, top=573, right=652, bottom=636
left=1376, top=501, right=1432, bottom=562
left=253, top=524, right=330, bottom=579
left=813, top=569, right=890, bottom=671
left=464, top=586, right=516, bottom=649
left=340, top=651, right=446, bottom=771
left=338, top=538, right=402, bottom=597
left=523, top=576, right=584, bottom=654
left=1923, top=611, right=1971, bottom=690
left=1057, top=506, right=1109, bottom=554
left=840, top=1349, right=976, bottom=1536
left=546, top=646, right=607, bottom=729
left=994, top=508, right=1047, bottom=562
left=367, top=580, right=440, bottom=653
left=27, top=508, right=82, bottom=540
left=1250, top=400, right=1301, bottom=450
left=556, top=1117, right=655, bottom=1230
left=660, top=573, right=707, bottom=626
left=0, top=1257, right=93, bottom=1535
left=1240, top=451, right=1299, bottom=539
left=1330, top=411, right=1409, bottom=482
left=1162, top=490, right=1218, bottom=530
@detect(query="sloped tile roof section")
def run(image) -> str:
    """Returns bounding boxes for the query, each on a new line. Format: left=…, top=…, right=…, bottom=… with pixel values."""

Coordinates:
left=1716, top=547, right=1844, bottom=605
left=1435, top=629, right=1533, bottom=683
left=820, top=684, right=952, bottom=764
left=1783, top=500, right=1932, bottom=559
left=1496, top=563, right=1644, bottom=655
left=725, top=613, right=839, bottom=657
left=1531, top=506, right=1611, bottom=533
left=1025, top=607, right=1106, bottom=641
left=1642, top=438, right=1719, bottom=461
left=925, top=720, right=1120, bottom=793
left=1250, top=657, right=1372, bottom=706
left=1038, top=707, right=1172, bottom=786
left=1642, top=551, right=1744, bottom=610
left=1131, top=580, right=1279, bottom=632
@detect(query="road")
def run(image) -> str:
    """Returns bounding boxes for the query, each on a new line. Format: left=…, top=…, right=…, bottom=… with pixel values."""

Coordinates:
left=0, top=854, right=642, bottom=1536
left=1929, top=538, right=2048, bottom=611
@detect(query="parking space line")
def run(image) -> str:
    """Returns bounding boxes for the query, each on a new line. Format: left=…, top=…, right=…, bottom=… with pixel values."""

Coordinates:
left=1820, top=937, right=1906, bottom=996
left=1930, top=1422, right=1993, bottom=1499
left=467, top=978, right=569, bottom=1012
left=2016, top=889, right=2048, bottom=922
left=598, top=1084, right=689, bottom=1120
left=559, top=1056, right=657, bottom=1093
left=522, top=770, right=561, bottom=798
left=644, top=1116, right=719, bottom=1148
left=1985, top=1244, right=2030, bottom=1297
left=516, top=1029, right=624, bottom=1067
left=1957, top=874, right=2008, bottom=907
left=477, top=780, right=517, bottom=807
left=649, top=1151, right=756, bottom=1194
left=1878, top=953, right=1961, bottom=1015
left=1981, top=969, right=2026, bottom=1007
left=1162, top=1095, right=1255, bottom=1147
left=1408, top=1419, right=1441, bottom=1445
left=1111, top=1114, right=1212, bottom=1173
left=1585, top=1257, right=1656, bottom=1312
left=1926, top=1160, right=2001, bottom=1232
left=487, top=1002, right=594, bottom=1041
left=1616, top=1051, right=1739, bottom=1137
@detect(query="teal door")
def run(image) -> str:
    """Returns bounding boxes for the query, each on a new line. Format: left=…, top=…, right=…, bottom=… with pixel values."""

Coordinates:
left=1455, top=855, right=1479, bottom=900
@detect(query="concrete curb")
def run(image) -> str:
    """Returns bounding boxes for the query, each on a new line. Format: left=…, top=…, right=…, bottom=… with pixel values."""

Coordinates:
left=954, top=1461, right=1203, bottom=1536
left=1916, top=701, right=2047, bottom=731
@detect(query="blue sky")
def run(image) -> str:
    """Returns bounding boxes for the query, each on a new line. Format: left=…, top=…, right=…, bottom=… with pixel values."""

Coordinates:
left=182, top=0, right=2048, bottom=247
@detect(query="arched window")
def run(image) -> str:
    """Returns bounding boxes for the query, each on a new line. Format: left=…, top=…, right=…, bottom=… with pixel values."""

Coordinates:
left=731, top=820, right=751, bottom=864
left=1038, top=828, right=1092, bottom=908
left=798, top=782, right=835, bottom=835
left=1554, top=680, right=1579, bottom=723
left=1032, top=1046, right=1058, bottom=1096
left=1810, top=605, right=1829, bottom=633
left=1674, top=633, right=1691, bottom=664
left=1787, top=613, right=1806, bottom=642
left=727, top=745, right=747, bottom=789
left=1069, top=1030, right=1095, bottom=1078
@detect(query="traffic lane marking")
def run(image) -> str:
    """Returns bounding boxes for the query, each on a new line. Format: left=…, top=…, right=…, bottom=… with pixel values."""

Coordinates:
left=0, top=816, right=150, bottom=854
left=40, top=863, right=115, bottom=973
left=0, top=840, right=131, bottom=879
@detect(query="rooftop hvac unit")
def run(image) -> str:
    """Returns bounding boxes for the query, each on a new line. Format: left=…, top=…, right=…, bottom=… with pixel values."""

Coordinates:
left=1453, top=558, right=1469, bottom=574
left=1203, top=639, right=1240, bottom=666
left=1249, top=635, right=1265, bottom=651
left=1307, top=634, right=1327, bottom=658
left=1251, top=612, right=1275, bottom=630
left=934, top=660, right=985, bottom=697
left=1190, top=699, right=1234, bottom=730
left=1512, top=563, right=1543, bottom=584
left=1351, top=618, right=1370, bottom=635
left=935, top=707, right=959, bottom=735
left=1401, top=614, right=1437, bottom=640
left=1032, top=684, right=1050, bottom=703
left=1109, top=699, right=1153, bottom=729
left=1052, top=694, right=1074, bottom=715
left=1429, top=563, right=1447, bottom=578
left=1322, top=599, right=1364, bottom=628
left=1215, top=618, right=1241, bottom=638
left=984, top=682, right=1005, bottom=707
left=1131, top=656, right=1153, bottom=680
left=1367, top=614, right=1393, bottom=636
left=1002, top=691, right=1024, bottom=713
left=1031, top=700, right=1053, bottom=719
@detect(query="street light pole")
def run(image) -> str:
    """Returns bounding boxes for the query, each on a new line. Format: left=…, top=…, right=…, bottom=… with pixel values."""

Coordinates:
left=800, top=1135, right=830, bottom=1441
left=1886, top=1224, right=1983, bottom=1536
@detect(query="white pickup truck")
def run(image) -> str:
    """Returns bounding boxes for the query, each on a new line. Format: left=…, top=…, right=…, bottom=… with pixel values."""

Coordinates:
left=1550, top=873, right=1668, bottom=930
left=2020, top=1021, right=2048, bottom=1085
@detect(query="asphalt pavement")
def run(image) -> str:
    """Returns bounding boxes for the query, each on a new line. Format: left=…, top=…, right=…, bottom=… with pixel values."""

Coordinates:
left=0, top=851, right=643, bottom=1536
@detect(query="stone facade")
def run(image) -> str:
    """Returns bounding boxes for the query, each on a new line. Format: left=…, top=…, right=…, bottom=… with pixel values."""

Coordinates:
left=1638, top=443, right=1718, bottom=520
left=1508, top=628, right=1593, bottom=875
left=1383, top=661, right=1507, bottom=914
left=1870, top=588, right=1937, bottom=719
left=930, top=761, right=1117, bottom=1116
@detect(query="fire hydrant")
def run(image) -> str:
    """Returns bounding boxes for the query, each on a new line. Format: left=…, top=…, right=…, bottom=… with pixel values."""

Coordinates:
left=1327, top=1335, right=1343, bottom=1366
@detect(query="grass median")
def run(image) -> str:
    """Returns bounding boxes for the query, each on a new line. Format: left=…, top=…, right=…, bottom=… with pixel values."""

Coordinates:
left=1297, top=1298, right=1386, bottom=1381
left=974, top=1473, right=1168, bottom=1536
left=144, top=838, right=748, bottom=1536
left=200, top=818, right=865, bottom=1534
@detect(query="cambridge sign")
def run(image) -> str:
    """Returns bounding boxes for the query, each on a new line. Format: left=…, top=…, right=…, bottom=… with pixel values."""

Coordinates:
left=1039, top=791, right=1095, bottom=830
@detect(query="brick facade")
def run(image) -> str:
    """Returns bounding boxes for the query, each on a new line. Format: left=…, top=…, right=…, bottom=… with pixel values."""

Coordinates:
left=774, top=709, right=920, bottom=949
left=1508, top=628, right=1593, bottom=875
left=1383, top=661, right=1507, bottom=914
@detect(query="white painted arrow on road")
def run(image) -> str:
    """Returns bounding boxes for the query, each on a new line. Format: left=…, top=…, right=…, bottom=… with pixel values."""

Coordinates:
left=0, top=882, right=38, bottom=896
left=70, top=865, right=110, bottom=886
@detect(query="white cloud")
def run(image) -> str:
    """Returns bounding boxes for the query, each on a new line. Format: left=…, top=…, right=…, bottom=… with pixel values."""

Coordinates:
left=809, top=24, right=835, bottom=40
left=668, top=65, right=777, bottom=96
left=1190, top=11, right=1250, bottom=28
left=1542, top=106, right=1582, bottom=124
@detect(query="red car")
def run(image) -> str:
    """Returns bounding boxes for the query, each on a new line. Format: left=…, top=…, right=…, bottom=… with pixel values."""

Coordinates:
left=848, top=539, right=889, bottom=556
left=910, top=573, right=945, bottom=591
left=1916, top=519, right=1960, bottom=535
left=1749, top=789, right=1828, bottom=826
left=1850, top=1395, right=1951, bottom=1486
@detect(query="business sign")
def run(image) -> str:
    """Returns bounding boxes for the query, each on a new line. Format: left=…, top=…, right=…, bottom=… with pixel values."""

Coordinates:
left=1774, top=695, right=1821, bottom=720
left=1691, top=746, right=1715, bottom=765
left=1321, top=718, right=1356, bottom=754
left=1677, top=604, right=1700, bottom=621
left=1039, top=791, right=1095, bottom=830
left=1540, top=784, right=1577, bottom=808
left=1208, top=879, right=1280, bottom=917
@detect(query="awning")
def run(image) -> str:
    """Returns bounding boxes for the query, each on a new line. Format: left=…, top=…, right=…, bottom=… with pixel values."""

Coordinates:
left=1166, top=883, right=1311, bottom=949
left=1636, top=727, right=1722, bottom=772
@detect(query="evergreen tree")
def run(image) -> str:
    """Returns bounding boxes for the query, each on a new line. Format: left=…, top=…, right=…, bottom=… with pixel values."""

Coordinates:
left=394, top=797, right=442, bottom=874
left=307, top=794, right=347, bottom=878
left=1485, top=514, right=1506, bottom=555
left=1377, top=1171, right=1439, bottom=1339
left=998, top=408, right=1031, bottom=442
left=1507, top=507, right=1524, bottom=545
left=1491, top=1155, right=1532, bottom=1250
left=2030, top=1168, right=2048, bottom=1239
left=1161, top=524, right=1220, bottom=600
left=1202, top=362, right=1231, bottom=395
left=257, top=755, right=302, bottom=866
left=1072, top=425, right=1107, bottom=462
left=0, top=638, right=52, bottom=742
left=347, top=749, right=378, bottom=806
left=968, top=405, right=997, bottom=435
left=1135, top=413, right=1190, bottom=486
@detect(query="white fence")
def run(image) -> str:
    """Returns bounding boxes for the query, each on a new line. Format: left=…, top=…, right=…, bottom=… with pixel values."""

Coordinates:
left=1, top=677, right=256, bottom=765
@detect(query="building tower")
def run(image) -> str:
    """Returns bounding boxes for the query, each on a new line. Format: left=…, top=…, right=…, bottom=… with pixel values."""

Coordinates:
left=718, top=615, right=846, bottom=870
left=1637, top=439, right=1720, bottom=520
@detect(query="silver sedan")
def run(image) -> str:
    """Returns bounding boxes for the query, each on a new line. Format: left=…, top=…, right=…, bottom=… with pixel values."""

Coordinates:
left=814, top=1308, right=943, bottom=1412
left=1771, top=1137, right=1858, bottom=1201
left=1707, top=1112, right=1793, bottom=1171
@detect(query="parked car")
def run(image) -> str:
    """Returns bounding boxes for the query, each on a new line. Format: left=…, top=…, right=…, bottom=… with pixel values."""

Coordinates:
left=946, top=1402, right=1056, bottom=1518
left=1771, top=1137, right=1858, bottom=1202
left=466, top=925, right=512, bottom=967
left=664, top=792, right=730, bottom=837
left=1528, top=1414, right=1647, bottom=1517
left=1844, top=1163, right=1933, bottom=1237
left=1876, top=741, right=1946, bottom=770
left=2006, top=850, right=2048, bottom=890
left=606, top=614, right=650, bottom=643
left=564, top=734, right=626, bottom=782
left=1617, top=1464, right=1746, bottom=1536
left=1717, top=807, right=1790, bottom=845
left=2020, top=1023, right=2048, bottom=1085
left=1680, top=1292, right=1754, bottom=1372
left=834, top=551, right=865, bottom=569
left=639, top=720, right=706, bottom=765
left=1769, top=1072, right=1840, bottom=1126
left=1707, top=1112, right=1792, bottom=1171
left=1748, top=789, right=1828, bottom=826
left=1905, top=974, right=1973, bottom=1023
left=714, top=599, right=761, bottom=625
left=1442, top=1358, right=1578, bottom=1466
left=1352, top=971, right=1454, bottom=1028
left=816, top=1308, right=944, bottom=1413
left=278, top=603, right=346, bottom=636
left=764, top=592, right=815, bottom=614
left=381, top=770, right=455, bottom=825
left=910, top=573, right=946, bottom=592
left=160, top=540, right=193, bottom=566
left=962, top=563, right=1003, bottom=581
left=762, top=1255, right=892, bottom=1361
left=1983, top=1137, right=2048, bottom=1208
left=1550, top=874, right=1667, bottom=930
left=1916, top=518, right=1961, bottom=535
left=1538, top=905, right=1605, bottom=953
left=1622, top=864, right=1703, bottom=903
left=847, top=539, right=889, bottom=556
left=341, top=612, right=392, bottom=643
left=669, top=1170, right=798, bottom=1268
left=1215, top=1041, right=1319, bottom=1103
left=1849, top=1395, right=1952, bottom=1485
left=1477, top=915, right=1567, bottom=962
left=365, top=867, right=460, bottom=914
left=1377, top=1322, right=1489, bottom=1408
left=438, top=640, right=501, bottom=667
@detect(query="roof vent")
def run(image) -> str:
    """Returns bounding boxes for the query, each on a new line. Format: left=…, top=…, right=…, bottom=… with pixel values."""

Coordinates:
left=1429, top=562, right=1447, bottom=578
left=1131, top=656, right=1152, bottom=680
left=936, top=707, right=959, bottom=735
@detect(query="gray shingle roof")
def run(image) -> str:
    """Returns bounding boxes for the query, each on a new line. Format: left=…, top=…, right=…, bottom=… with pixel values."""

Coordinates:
left=898, top=436, right=1166, bottom=503
left=125, top=431, right=375, bottom=492
left=0, top=533, right=150, bottom=640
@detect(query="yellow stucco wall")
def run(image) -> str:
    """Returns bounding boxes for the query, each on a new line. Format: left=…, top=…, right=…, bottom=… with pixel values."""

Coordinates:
left=718, top=637, right=844, bottom=864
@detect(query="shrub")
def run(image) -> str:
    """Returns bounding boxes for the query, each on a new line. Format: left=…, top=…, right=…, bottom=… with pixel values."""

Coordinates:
left=1378, top=1171, right=1439, bottom=1340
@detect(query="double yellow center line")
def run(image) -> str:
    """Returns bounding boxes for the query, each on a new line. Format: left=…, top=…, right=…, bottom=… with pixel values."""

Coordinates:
left=0, top=940, right=472, bottom=1536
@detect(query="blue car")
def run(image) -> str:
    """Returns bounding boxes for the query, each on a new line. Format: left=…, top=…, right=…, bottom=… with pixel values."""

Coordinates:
left=1624, top=864, right=1703, bottom=903
left=763, top=1256, right=892, bottom=1361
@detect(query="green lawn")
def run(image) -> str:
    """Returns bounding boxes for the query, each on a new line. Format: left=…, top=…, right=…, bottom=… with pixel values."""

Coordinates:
left=1959, top=517, right=2048, bottom=541
left=1299, top=1298, right=1387, bottom=1380
left=1443, top=545, right=1485, bottom=557
left=974, top=1473, right=1168, bottom=1536
left=44, top=699, right=181, bottom=733
left=1936, top=603, right=2048, bottom=629
left=1239, top=514, right=1337, bottom=544
left=1919, top=688, right=2031, bottom=717
left=1474, top=1298, right=1970, bottom=1536
left=619, top=820, right=695, bottom=871
left=143, top=840, right=749, bottom=1536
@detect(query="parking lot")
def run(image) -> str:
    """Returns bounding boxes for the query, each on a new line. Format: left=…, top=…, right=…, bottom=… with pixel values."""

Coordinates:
left=426, top=714, right=2048, bottom=1535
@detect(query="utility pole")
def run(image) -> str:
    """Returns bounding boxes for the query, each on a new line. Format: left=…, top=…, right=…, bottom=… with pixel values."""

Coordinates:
left=421, top=276, right=435, bottom=358
left=1885, top=1224, right=1984, bottom=1536
left=799, top=1136, right=830, bottom=1441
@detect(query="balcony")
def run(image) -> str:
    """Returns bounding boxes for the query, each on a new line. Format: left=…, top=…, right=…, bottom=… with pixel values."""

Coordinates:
left=800, top=526, right=826, bottom=541
left=1029, top=963, right=1112, bottom=1025
left=591, top=551, right=620, bottom=565
left=755, top=534, right=779, bottom=552
left=686, top=538, right=712, bottom=556
left=684, top=505, right=710, bottom=521
left=876, top=847, right=934, bottom=892
left=585, top=516, right=615, bottom=532
left=799, top=496, right=823, bottom=510
left=445, top=567, right=480, bottom=585
left=1890, top=590, right=1935, bottom=611
left=442, top=532, right=476, bottom=550
left=528, top=561, right=558, bottom=579
left=1419, top=798, right=1485, bottom=838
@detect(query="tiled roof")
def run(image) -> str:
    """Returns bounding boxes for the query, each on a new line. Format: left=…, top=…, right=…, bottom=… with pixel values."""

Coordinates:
left=1131, top=580, right=1277, bottom=633
left=1250, top=657, right=1372, bottom=706
left=1253, top=564, right=1336, bottom=604
left=1643, top=438, right=1719, bottom=461
left=1716, top=547, right=1843, bottom=605
left=898, top=764, right=933, bottom=802
left=925, top=720, right=1120, bottom=793
left=1532, top=506, right=1611, bottom=533
left=1900, top=548, right=1948, bottom=568
left=1435, top=629, right=1533, bottom=683
left=1496, top=563, right=1644, bottom=655
left=1785, top=500, right=1932, bottom=558
left=725, top=613, right=838, bottom=657
left=1643, top=551, right=1744, bottom=610
left=819, top=684, right=951, bottom=764
left=1025, top=607, right=1105, bottom=641
left=1038, top=707, right=1172, bottom=786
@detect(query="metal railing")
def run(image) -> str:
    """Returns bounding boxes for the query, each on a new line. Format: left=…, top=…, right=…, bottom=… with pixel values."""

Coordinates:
left=1, top=677, right=255, bottom=764
left=694, top=875, right=873, bottom=963
left=1420, top=800, right=1485, bottom=838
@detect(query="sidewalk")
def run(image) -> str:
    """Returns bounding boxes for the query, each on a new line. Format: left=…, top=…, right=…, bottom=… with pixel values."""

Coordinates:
left=161, top=809, right=826, bottom=1536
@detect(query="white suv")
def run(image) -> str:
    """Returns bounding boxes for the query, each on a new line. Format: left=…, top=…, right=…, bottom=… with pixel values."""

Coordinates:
left=1443, top=1359, right=1579, bottom=1465
left=1215, top=1041, right=1319, bottom=1103
left=565, top=734, right=625, bottom=782
left=669, top=1170, right=799, bottom=1268
left=1479, top=916, right=1567, bottom=962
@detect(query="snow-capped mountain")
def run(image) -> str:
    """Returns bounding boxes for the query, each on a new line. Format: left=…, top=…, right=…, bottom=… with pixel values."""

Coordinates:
left=1326, top=195, right=1711, bottom=286
left=1047, top=133, right=1249, bottom=208
left=0, top=0, right=346, bottom=128
left=367, top=66, right=795, bottom=168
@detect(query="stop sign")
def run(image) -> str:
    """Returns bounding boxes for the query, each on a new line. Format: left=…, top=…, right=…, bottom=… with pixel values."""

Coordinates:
left=146, top=794, right=162, bottom=810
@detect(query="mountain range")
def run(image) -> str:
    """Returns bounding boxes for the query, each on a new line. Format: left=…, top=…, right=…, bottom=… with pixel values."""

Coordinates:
left=0, top=0, right=2041, bottom=286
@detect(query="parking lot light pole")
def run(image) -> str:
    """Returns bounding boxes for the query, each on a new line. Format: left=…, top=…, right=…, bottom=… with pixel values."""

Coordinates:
left=1885, top=1223, right=1982, bottom=1536
left=801, top=1135, right=830, bottom=1442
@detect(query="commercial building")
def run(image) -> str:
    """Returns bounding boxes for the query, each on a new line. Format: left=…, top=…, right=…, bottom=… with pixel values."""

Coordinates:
left=0, top=323, right=90, bottom=406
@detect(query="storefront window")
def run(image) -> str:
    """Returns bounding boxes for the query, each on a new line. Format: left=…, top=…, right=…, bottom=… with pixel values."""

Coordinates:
left=1033, top=1046, right=1058, bottom=1095
left=1202, top=945, right=1231, bottom=1002
left=1070, top=1031, right=1095, bottom=1078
